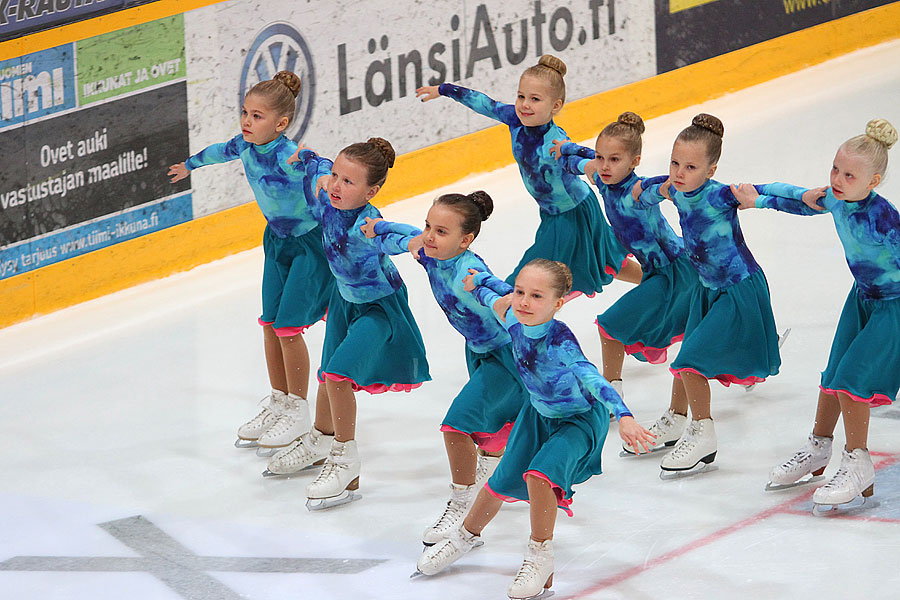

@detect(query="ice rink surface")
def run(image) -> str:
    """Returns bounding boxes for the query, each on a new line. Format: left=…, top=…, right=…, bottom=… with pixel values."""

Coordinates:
left=2, top=40, right=900, bottom=600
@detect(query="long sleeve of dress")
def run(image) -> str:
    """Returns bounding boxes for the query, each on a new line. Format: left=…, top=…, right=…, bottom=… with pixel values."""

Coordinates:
left=754, top=183, right=827, bottom=216
left=560, top=142, right=595, bottom=160
left=184, top=135, right=248, bottom=169
left=563, top=356, right=632, bottom=420
left=469, top=271, right=512, bottom=323
left=371, top=220, right=422, bottom=256
left=438, top=83, right=520, bottom=126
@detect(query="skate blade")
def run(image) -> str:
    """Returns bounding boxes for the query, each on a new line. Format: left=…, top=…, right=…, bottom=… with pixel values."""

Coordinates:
left=764, top=474, right=824, bottom=491
left=410, top=570, right=426, bottom=579
left=262, top=459, right=325, bottom=478
left=306, top=490, right=362, bottom=511
left=812, top=494, right=872, bottom=517
left=778, top=327, right=792, bottom=349
left=620, top=442, right=675, bottom=458
left=234, top=438, right=259, bottom=449
left=255, top=446, right=282, bottom=458
left=509, top=590, right=554, bottom=600
left=659, top=463, right=718, bottom=481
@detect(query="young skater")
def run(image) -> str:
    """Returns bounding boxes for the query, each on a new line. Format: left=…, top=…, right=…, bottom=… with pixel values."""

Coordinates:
left=634, top=114, right=782, bottom=476
left=167, top=71, right=334, bottom=456
left=550, top=112, right=702, bottom=454
left=360, top=190, right=529, bottom=543
left=415, top=55, right=641, bottom=297
left=415, top=259, right=653, bottom=599
left=732, top=118, right=899, bottom=511
left=284, top=137, right=430, bottom=509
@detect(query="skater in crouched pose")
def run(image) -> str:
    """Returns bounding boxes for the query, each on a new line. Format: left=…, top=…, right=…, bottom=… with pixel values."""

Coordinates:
left=168, top=70, right=334, bottom=456
left=360, top=191, right=529, bottom=544
left=416, top=54, right=641, bottom=297
left=550, top=112, right=703, bottom=454
left=634, top=114, right=783, bottom=477
left=733, top=119, right=899, bottom=512
left=282, top=137, right=430, bottom=509
left=415, top=259, right=653, bottom=599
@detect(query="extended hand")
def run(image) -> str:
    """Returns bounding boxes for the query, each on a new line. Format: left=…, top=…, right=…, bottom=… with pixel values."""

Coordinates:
left=359, top=216, right=382, bottom=238
left=617, top=416, right=655, bottom=455
left=730, top=182, right=760, bottom=210
left=415, top=86, right=440, bottom=102
left=802, top=186, right=828, bottom=211
left=167, top=162, right=189, bottom=183
left=549, top=139, right=565, bottom=160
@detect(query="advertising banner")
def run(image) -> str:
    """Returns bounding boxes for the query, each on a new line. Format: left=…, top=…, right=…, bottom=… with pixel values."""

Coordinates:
left=0, top=13, right=189, bottom=279
left=655, top=0, right=897, bottom=73
left=0, top=0, right=161, bottom=42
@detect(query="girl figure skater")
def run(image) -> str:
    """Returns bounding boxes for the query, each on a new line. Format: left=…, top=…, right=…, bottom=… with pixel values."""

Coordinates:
left=550, top=112, right=703, bottom=454
left=167, top=71, right=334, bottom=457
left=359, top=191, right=530, bottom=544
left=415, top=259, right=653, bottom=600
left=415, top=55, right=642, bottom=297
left=286, top=137, right=430, bottom=509
left=634, top=114, right=782, bottom=476
left=732, top=119, right=899, bottom=511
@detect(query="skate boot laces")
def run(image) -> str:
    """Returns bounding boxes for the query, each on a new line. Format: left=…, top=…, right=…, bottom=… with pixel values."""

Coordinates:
left=669, top=421, right=701, bottom=460
left=431, top=494, right=469, bottom=533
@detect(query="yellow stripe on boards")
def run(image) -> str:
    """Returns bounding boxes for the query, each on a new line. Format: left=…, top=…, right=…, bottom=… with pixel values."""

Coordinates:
left=2, top=3, right=900, bottom=328
left=669, top=0, right=722, bottom=15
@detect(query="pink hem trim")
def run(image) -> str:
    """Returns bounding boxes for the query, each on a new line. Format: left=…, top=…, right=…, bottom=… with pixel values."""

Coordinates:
left=483, top=478, right=574, bottom=517
left=820, top=385, right=893, bottom=407
left=319, top=371, right=423, bottom=394
left=670, top=367, right=765, bottom=387
left=440, top=422, right=514, bottom=453
left=258, top=318, right=273, bottom=326
left=595, top=322, right=682, bottom=365
left=259, top=311, right=327, bottom=337
left=605, top=255, right=632, bottom=276
left=563, top=290, right=596, bottom=303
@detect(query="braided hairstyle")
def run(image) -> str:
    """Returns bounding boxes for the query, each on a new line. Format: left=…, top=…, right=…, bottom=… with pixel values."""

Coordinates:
left=247, top=70, right=301, bottom=124
left=339, top=137, right=396, bottom=187
left=843, top=118, right=897, bottom=176
left=676, top=113, right=725, bottom=164
left=433, top=190, right=494, bottom=239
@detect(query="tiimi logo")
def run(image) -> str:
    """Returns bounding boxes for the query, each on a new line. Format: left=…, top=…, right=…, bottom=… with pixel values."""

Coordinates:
left=239, top=23, right=315, bottom=142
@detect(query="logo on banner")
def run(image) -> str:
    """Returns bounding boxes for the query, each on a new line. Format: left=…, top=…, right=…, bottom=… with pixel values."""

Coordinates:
left=239, top=23, right=315, bottom=142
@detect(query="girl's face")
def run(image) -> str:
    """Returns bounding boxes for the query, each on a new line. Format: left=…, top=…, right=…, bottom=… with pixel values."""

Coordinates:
left=515, top=74, right=562, bottom=127
left=328, top=153, right=379, bottom=210
left=512, top=266, right=565, bottom=327
left=594, top=135, right=640, bottom=186
left=669, top=139, right=716, bottom=193
left=241, top=94, right=288, bottom=145
left=830, top=145, right=881, bottom=202
left=422, top=203, right=474, bottom=261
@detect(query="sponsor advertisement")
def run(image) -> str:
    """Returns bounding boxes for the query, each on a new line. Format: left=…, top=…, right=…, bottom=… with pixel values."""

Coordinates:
left=0, top=14, right=189, bottom=280
left=0, top=0, right=161, bottom=42
left=655, top=0, right=898, bottom=73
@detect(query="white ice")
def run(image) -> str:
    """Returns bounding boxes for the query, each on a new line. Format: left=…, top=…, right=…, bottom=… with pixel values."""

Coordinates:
left=2, top=40, right=900, bottom=600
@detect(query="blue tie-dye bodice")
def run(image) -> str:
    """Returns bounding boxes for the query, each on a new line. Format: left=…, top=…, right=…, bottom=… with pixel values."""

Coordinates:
left=755, top=183, right=900, bottom=300
left=469, top=272, right=632, bottom=420
left=438, top=83, right=594, bottom=214
left=559, top=143, right=684, bottom=271
left=185, top=134, right=325, bottom=238
left=371, top=220, right=512, bottom=352
left=290, top=150, right=402, bottom=303
left=640, top=179, right=760, bottom=288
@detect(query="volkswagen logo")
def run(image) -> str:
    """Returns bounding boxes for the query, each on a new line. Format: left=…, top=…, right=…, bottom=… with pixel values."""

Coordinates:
left=239, top=23, right=315, bottom=142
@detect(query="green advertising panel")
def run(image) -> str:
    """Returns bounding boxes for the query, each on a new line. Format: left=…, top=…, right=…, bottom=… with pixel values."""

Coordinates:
left=76, top=14, right=186, bottom=105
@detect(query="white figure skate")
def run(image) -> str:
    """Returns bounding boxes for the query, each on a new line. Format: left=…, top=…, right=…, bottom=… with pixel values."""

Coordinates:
left=422, top=483, right=477, bottom=546
left=507, top=538, right=555, bottom=600
left=660, top=418, right=718, bottom=479
left=744, top=328, right=791, bottom=392
left=262, top=428, right=333, bottom=478
left=621, top=409, right=688, bottom=457
left=475, top=449, right=501, bottom=488
left=413, top=523, right=481, bottom=577
left=306, top=439, right=362, bottom=510
left=812, top=448, right=875, bottom=516
left=765, top=433, right=832, bottom=491
left=256, top=393, right=310, bottom=457
left=234, top=391, right=286, bottom=449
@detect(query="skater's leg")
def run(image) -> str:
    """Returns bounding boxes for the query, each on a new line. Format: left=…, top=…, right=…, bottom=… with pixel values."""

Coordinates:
left=681, top=371, right=711, bottom=420
left=313, top=385, right=334, bottom=435
left=462, top=488, right=503, bottom=535
left=326, top=377, right=357, bottom=442
left=279, top=334, right=310, bottom=400
left=263, top=325, right=288, bottom=393
left=837, top=391, right=870, bottom=452
left=444, top=431, right=477, bottom=486
left=526, top=475, right=557, bottom=543
left=600, top=336, right=625, bottom=383
left=669, top=376, right=689, bottom=416
left=614, top=258, right=643, bottom=285
left=813, top=390, right=841, bottom=439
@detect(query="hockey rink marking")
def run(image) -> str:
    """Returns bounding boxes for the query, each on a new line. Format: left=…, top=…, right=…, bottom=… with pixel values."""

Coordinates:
left=565, top=452, right=900, bottom=598
left=0, top=515, right=386, bottom=600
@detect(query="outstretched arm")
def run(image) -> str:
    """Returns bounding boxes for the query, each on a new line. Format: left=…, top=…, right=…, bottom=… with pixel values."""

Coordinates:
left=464, top=269, right=514, bottom=323
left=183, top=135, right=248, bottom=170
left=365, top=219, right=424, bottom=256
left=421, top=83, right=519, bottom=126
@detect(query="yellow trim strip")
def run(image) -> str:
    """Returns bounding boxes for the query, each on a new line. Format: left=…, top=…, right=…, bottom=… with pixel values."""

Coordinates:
left=669, top=0, right=722, bottom=14
left=0, top=0, right=226, bottom=61
left=2, top=3, right=899, bottom=328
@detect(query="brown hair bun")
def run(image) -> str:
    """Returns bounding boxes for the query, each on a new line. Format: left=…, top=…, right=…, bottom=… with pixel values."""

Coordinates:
left=467, top=190, right=494, bottom=221
left=368, top=137, right=396, bottom=168
left=537, top=54, right=567, bottom=77
left=692, top=113, right=724, bottom=138
left=273, top=70, right=301, bottom=98
left=617, top=111, right=646, bottom=134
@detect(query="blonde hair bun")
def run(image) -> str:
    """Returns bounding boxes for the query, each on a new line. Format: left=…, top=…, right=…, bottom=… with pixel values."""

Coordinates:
left=692, top=113, right=724, bottom=138
left=617, top=111, right=646, bottom=134
left=272, top=71, right=302, bottom=98
left=866, top=118, right=898, bottom=150
left=537, top=54, right=567, bottom=77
